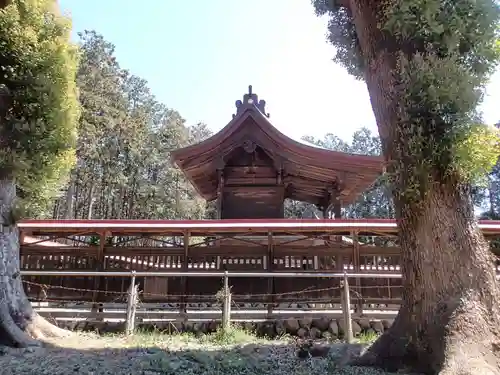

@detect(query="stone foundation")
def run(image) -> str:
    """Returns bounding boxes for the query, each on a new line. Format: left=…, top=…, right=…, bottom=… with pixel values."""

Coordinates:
left=57, top=317, right=394, bottom=340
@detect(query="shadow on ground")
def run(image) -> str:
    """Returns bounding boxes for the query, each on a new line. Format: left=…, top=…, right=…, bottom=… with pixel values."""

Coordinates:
left=0, top=333, right=422, bottom=375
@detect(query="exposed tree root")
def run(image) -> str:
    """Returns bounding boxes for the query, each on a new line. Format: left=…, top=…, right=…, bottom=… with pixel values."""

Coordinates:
left=24, top=314, right=73, bottom=343
left=0, top=283, right=72, bottom=347
left=347, top=312, right=411, bottom=372
left=350, top=291, right=500, bottom=374
left=0, top=302, right=72, bottom=347
left=0, top=301, right=38, bottom=347
left=3, top=313, right=72, bottom=347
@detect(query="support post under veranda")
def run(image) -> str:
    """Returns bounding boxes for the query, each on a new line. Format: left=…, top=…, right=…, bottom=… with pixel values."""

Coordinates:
left=341, top=272, right=353, bottom=344
left=0, top=178, right=71, bottom=347
left=125, top=272, right=138, bottom=335
left=221, top=271, right=232, bottom=333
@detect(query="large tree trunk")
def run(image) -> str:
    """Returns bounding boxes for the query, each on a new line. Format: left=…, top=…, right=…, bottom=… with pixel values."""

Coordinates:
left=354, top=182, right=500, bottom=374
left=0, top=178, right=70, bottom=347
left=346, top=1, right=500, bottom=373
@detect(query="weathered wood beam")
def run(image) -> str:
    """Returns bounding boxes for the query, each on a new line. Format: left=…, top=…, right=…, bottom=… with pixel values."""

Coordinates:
left=225, top=177, right=277, bottom=185
left=224, top=166, right=276, bottom=177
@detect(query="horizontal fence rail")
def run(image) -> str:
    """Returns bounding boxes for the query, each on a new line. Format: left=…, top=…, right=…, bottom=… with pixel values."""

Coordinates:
left=20, top=270, right=405, bottom=278
left=17, top=218, right=500, bottom=235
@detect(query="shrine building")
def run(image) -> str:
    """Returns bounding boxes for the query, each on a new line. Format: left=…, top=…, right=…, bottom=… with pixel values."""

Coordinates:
left=171, top=86, right=384, bottom=219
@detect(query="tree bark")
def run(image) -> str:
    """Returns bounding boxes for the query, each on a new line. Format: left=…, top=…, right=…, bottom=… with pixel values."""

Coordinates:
left=0, top=178, right=70, bottom=347
left=352, top=183, right=500, bottom=374
left=346, top=1, right=500, bottom=373
left=64, top=181, right=74, bottom=220
left=87, top=182, right=95, bottom=220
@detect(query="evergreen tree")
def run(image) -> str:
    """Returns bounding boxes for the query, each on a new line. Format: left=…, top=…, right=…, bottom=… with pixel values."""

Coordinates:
left=0, top=0, right=80, bottom=347
left=50, top=31, right=211, bottom=222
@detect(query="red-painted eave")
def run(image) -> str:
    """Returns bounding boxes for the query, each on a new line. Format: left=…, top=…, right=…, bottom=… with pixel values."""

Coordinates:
left=17, top=219, right=500, bottom=235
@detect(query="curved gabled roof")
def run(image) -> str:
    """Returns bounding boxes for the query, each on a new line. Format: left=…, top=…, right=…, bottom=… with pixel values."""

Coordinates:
left=171, top=87, right=385, bottom=205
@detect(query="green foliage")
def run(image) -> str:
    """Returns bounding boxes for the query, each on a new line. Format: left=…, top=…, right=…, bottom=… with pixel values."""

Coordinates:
left=475, top=124, right=500, bottom=217
left=313, top=128, right=393, bottom=219
left=0, top=0, right=80, bottom=217
left=454, top=123, right=500, bottom=186
left=355, top=330, right=379, bottom=344
left=389, top=1, right=500, bottom=197
left=287, top=128, right=395, bottom=220
left=312, top=0, right=364, bottom=79
left=384, top=0, right=500, bottom=77
left=200, top=325, right=259, bottom=346
left=48, top=31, right=211, bottom=221
left=313, top=0, right=500, bottom=202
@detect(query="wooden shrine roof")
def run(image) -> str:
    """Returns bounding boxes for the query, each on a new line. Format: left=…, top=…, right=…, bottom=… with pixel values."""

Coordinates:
left=171, top=86, right=385, bottom=206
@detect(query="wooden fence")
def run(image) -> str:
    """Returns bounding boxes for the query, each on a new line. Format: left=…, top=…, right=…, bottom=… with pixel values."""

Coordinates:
left=27, top=270, right=388, bottom=342
left=18, top=219, right=500, bottom=313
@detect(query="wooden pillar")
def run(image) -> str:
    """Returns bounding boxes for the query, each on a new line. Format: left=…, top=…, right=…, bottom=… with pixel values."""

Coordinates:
left=91, top=231, right=106, bottom=319
left=276, top=165, right=284, bottom=218
left=333, top=198, right=341, bottom=219
left=324, top=185, right=342, bottom=242
left=216, top=168, right=225, bottom=220
left=19, top=229, right=25, bottom=246
left=323, top=185, right=342, bottom=220
left=352, top=230, right=363, bottom=314
left=180, top=230, right=189, bottom=314
left=215, top=169, right=224, bottom=249
left=267, top=231, right=274, bottom=316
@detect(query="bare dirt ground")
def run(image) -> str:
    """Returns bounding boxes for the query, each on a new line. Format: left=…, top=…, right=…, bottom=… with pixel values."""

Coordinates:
left=0, top=328, right=422, bottom=375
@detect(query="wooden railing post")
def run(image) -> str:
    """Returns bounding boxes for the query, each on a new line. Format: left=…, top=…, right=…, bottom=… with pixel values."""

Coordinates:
left=180, top=231, right=189, bottom=315
left=267, top=231, right=274, bottom=317
left=342, top=271, right=353, bottom=343
left=125, top=271, right=138, bottom=335
left=352, top=231, right=364, bottom=315
left=91, top=231, right=106, bottom=321
left=221, top=271, right=232, bottom=332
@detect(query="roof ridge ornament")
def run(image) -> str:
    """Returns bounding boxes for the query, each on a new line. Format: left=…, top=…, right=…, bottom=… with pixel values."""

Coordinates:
left=233, top=85, right=270, bottom=119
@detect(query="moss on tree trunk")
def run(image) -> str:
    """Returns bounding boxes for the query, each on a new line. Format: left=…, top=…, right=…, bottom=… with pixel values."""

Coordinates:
left=352, top=181, right=500, bottom=373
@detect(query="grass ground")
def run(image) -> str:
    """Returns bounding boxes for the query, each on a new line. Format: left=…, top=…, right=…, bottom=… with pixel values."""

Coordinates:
left=0, top=327, right=421, bottom=375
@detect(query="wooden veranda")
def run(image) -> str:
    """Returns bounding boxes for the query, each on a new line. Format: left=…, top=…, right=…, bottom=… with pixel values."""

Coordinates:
left=18, top=219, right=500, bottom=312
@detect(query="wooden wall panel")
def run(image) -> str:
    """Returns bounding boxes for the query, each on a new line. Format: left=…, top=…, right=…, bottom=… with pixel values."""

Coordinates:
left=221, top=186, right=284, bottom=219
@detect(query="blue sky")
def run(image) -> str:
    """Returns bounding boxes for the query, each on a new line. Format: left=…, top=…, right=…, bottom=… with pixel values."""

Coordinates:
left=59, top=0, right=500, bottom=143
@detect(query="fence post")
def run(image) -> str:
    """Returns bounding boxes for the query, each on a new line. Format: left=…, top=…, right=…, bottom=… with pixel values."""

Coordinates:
left=125, top=271, right=138, bottom=335
left=221, top=271, right=232, bottom=332
left=342, top=272, right=353, bottom=344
